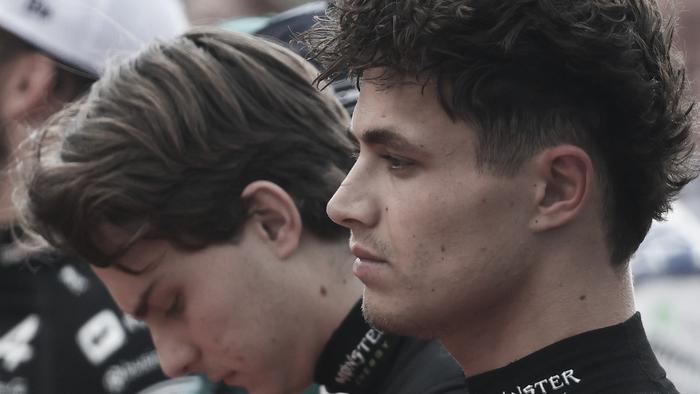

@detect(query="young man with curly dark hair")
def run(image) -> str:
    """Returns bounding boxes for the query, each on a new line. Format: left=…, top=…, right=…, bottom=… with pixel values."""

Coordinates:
left=309, top=0, right=697, bottom=392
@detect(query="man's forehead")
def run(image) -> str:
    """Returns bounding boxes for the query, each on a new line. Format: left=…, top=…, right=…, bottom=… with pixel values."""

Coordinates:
left=357, top=71, right=440, bottom=111
left=353, top=78, right=444, bottom=137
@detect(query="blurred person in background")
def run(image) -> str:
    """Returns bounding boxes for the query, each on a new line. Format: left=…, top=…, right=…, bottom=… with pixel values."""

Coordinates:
left=184, top=0, right=313, bottom=28
left=13, top=28, right=466, bottom=394
left=631, top=1, right=700, bottom=392
left=675, top=0, right=700, bottom=213
left=0, top=1, right=222, bottom=393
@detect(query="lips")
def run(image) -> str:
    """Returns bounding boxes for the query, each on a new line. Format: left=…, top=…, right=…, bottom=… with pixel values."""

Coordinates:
left=350, top=244, right=390, bottom=285
left=350, top=244, right=387, bottom=264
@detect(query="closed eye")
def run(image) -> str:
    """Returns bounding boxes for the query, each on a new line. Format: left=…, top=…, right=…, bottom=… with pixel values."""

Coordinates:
left=165, top=293, right=183, bottom=318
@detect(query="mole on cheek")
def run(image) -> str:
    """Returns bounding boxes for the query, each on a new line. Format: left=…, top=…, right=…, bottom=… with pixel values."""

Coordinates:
left=320, top=285, right=327, bottom=296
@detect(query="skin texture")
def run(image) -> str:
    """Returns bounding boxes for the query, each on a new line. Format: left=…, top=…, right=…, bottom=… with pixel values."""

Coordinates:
left=327, top=70, right=635, bottom=376
left=93, top=181, right=361, bottom=394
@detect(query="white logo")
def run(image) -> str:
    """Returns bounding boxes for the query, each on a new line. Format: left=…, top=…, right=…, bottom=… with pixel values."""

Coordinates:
left=335, top=329, right=385, bottom=385
left=76, top=310, right=126, bottom=365
left=0, top=315, right=40, bottom=372
left=502, top=369, right=581, bottom=394
left=58, top=265, right=90, bottom=295
left=103, top=351, right=160, bottom=394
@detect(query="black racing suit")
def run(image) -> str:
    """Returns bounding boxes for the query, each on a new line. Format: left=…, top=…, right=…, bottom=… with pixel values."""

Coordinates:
left=315, top=300, right=467, bottom=394
left=465, top=313, right=678, bottom=394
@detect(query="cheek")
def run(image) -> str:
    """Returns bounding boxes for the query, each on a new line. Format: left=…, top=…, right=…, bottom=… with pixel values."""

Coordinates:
left=387, top=179, right=519, bottom=266
left=188, top=305, right=249, bottom=366
left=382, top=193, right=465, bottom=281
left=183, top=286, right=239, bottom=346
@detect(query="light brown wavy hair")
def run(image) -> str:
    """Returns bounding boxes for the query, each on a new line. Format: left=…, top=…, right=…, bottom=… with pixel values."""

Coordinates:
left=17, top=27, right=354, bottom=266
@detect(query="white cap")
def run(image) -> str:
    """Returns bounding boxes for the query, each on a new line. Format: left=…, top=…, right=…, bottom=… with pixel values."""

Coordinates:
left=0, top=0, right=188, bottom=76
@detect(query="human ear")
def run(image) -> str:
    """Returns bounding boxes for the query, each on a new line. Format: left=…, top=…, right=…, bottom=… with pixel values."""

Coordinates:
left=529, top=145, right=593, bottom=231
left=241, top=180, right=302, bottom=259
left=1, top=52, right=56, bottom=124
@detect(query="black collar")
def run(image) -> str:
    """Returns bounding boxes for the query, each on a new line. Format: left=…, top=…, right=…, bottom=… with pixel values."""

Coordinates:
left=466, top=312, right=677, bottom=393
left=314, top=300, right=405, bottom=394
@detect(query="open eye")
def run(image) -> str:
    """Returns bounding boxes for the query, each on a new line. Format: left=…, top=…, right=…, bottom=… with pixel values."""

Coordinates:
left=380, top=154, right=414, bottom=170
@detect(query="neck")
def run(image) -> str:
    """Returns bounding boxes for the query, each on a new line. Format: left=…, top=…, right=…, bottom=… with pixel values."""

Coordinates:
left=441, top=241, right=635, bottom=377
left=314, top=239, right=364, bottom=345
left=285, top=235, right=363, bottom=390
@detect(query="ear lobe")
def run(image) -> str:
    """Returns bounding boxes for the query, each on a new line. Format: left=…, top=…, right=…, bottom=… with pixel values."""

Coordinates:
left=1, top=52, right=56, bottom=123
left=530, top=145, right=593, bottom=232
left=241, top=181, right=302, bottom=259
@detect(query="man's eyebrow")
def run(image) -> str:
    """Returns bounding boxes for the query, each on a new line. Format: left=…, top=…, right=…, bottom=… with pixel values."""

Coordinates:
left=360, top=128, right=425, bottom=155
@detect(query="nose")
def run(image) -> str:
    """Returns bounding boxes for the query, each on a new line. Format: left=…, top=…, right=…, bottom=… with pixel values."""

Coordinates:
left=327, top=164, right=378, bottom=229
left=150, top=325, right=199, bottom=378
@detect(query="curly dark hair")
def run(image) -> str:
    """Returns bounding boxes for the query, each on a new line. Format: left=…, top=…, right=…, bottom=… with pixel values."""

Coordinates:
left=307, top=0, right=698, bottom=265
left=18, top=27, right=354, bottom=266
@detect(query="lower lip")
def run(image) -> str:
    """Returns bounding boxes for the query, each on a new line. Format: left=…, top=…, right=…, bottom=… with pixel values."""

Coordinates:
left=353, top=257, right=389, bottom=283
left=223, top=372, right=237, bottom=385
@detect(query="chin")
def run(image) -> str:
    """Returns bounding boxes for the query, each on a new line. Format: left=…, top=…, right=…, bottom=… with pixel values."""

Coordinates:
left=360, top=292, right=438, bottom=339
